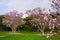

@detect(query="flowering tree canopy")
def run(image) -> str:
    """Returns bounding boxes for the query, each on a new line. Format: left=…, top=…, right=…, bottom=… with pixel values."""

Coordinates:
left=2, top=10, right=26, bottom=33
left=26, top=7, right=50, bottom=35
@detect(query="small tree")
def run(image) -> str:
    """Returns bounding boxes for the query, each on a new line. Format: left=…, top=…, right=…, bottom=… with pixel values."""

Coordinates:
left=2, top=10, right=26, bottom=33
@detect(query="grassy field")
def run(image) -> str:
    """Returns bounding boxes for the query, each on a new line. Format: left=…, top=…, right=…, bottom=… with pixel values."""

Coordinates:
left=0, top=31, right=60, bottom=40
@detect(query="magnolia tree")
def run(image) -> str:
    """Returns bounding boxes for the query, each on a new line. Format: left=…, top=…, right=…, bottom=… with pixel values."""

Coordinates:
left=26, top=7, right=50, bottom=35
left=50, top=0, right=60, bottom=33
left=2, top=11, right=26, bottom=33
left=55, top=14, right=60, bottom=32
left=46, top=13, right=60, bottom=38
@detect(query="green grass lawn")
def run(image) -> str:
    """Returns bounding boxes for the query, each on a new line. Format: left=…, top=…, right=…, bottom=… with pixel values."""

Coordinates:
left=0, top=31, right=60, bottom=40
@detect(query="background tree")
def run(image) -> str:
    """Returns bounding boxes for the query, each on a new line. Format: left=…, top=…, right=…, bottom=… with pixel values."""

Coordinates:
left=2, top=10, right=26, bottom=33
left=0, top=15, right=4, bottom=31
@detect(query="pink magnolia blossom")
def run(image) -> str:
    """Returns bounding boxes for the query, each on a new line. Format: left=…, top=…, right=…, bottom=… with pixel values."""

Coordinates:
left=51, top=0, right=60, bottom=13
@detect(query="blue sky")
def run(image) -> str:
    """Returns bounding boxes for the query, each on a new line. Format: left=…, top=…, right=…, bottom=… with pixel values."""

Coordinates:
left=0, top=0, right=51, bottom=17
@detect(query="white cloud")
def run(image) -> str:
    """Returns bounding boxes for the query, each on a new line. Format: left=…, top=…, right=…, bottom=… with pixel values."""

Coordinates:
left=5, top=0, right=50, bottom=12
left=5, top=0, right=34, bottom=12
left=0, top=0, right=51, bottom=17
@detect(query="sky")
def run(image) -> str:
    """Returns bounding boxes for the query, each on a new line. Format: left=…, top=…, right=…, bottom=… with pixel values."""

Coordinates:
left=0, top=0, right=51, bottom=17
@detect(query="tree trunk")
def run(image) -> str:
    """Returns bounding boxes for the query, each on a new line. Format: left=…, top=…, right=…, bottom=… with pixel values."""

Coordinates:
left=40, top=25, right=45, bottom=35
left=40, top=30, right=45, bottom=35
left=11, top=27, right=17, bottom=33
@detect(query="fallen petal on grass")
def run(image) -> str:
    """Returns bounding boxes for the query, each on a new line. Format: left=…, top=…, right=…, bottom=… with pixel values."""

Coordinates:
left=8, top=32, right=23, bottom=34
left=35, top=34, right=46, bottom=36
left=0, top=36, right=5, bottom=37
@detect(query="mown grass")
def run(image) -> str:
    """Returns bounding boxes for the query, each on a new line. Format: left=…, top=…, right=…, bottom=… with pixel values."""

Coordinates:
left=0, top=31, right=60, bottom=40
